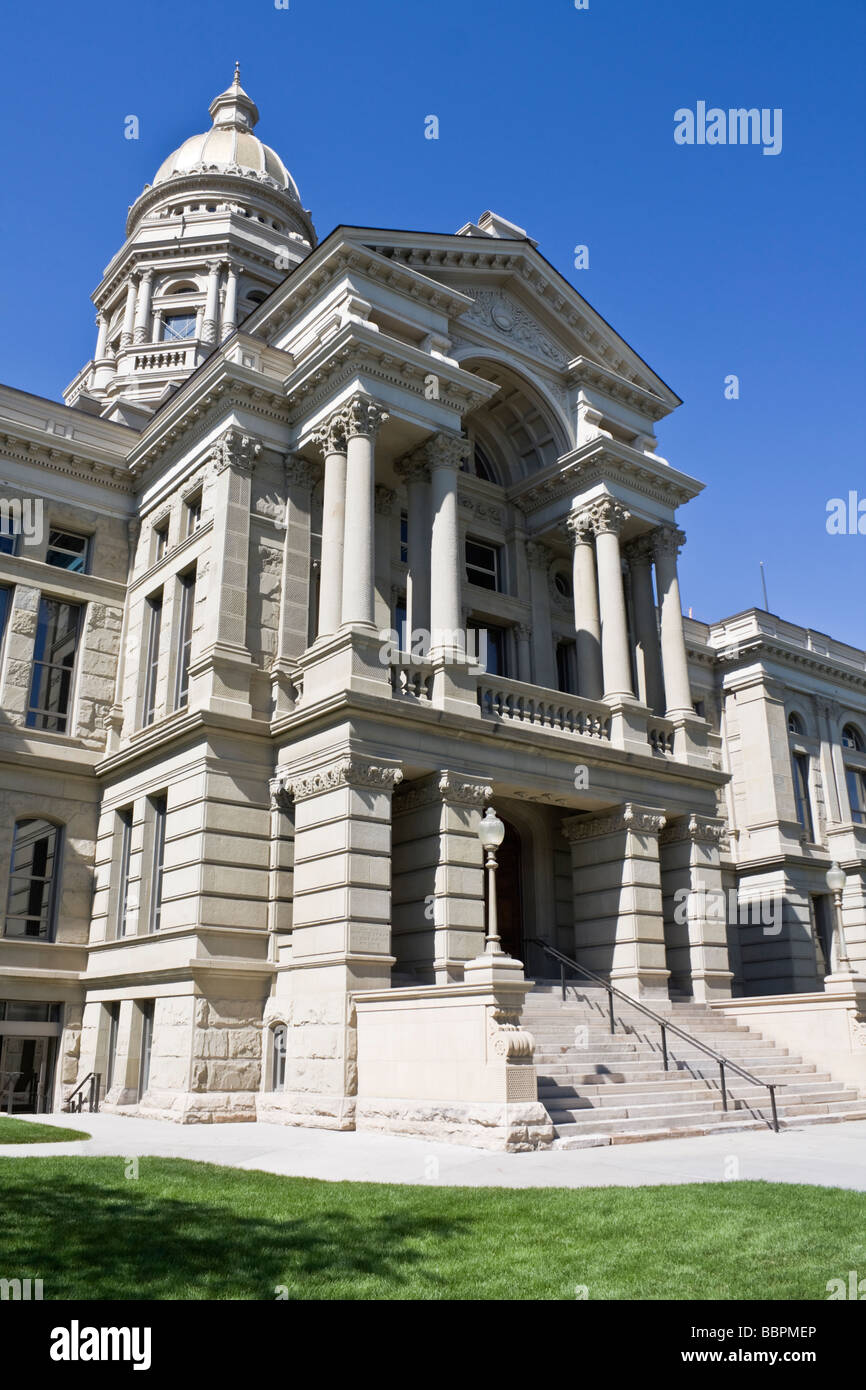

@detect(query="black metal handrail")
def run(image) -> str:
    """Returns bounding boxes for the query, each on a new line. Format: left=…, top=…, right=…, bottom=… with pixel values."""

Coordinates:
left=526, top=938, right=779, bottom=1131
left=64, top=1071, right=101, bottom=1114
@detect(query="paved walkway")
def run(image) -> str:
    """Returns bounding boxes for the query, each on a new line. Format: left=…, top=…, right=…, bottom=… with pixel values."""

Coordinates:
left=2, top=1112, right=865, bottom=1189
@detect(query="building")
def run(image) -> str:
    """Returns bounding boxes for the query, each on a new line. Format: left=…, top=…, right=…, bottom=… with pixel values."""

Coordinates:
left=1, top=71, right=864, bottom=1147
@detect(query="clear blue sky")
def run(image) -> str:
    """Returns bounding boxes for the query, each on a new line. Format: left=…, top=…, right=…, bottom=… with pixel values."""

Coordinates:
left=3, top=0, right=864, bottom=643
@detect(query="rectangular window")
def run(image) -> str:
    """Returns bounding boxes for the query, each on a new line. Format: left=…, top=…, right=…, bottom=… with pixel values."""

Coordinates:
left=468, top=620, right=506, bottom=677
left=153, top=522, right=169, bottom=563
left=846, top=766, right=866, bottom=826
left=556, top=639, right=578, bottom=695
left=0, top=586, right=11, bottom=645
left=105, top=1001, right=120, bottom=1092
left=394, top=596, right=408, bottom=653
left=184, top=494, right=202, bottom=536
left=792, top=753, right=815, bottom=839
left=46, top=529, right=90, bottom=573
left=26, top=598, right=82, bottom=733
left=400, top=511, right=408, bottom=564
left=148, top=796, right=167, bottom=934
left=173, top=568, right=196, bottom=709
left=163, top=314, right=196, bottom=342
left=5, top=819, right=62, bottom=940
left=465, top=539, right=500, bottom=591
left=115, top=810, right=133, bottom=938
left=811, top=896, right=833, bottom=978
left=138, top=1001, right=154, bottom=1096
left=0, top=515, right=19, bottom=556
left=142, top=592, right=163, bottom=726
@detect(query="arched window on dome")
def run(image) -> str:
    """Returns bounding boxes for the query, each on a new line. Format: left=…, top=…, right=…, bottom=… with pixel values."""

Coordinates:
left=246, top=290, right=267, bottom=306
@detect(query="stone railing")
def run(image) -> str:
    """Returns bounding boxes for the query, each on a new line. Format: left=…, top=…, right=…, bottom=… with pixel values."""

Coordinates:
left=647, top=717, right=676, bottom=755
left=477, top=675, right=612, bottom=740
left=132, top=343, right=199, bottom=371
left=391, top=656, right=434, bottom=703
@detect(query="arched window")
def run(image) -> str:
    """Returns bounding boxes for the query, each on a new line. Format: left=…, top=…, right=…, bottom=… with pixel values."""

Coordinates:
left=471, top=443, right=499, bottom=484
left=271, top=1024, right=287, bottom=1091
left=246, top=290, right=267, bottom=306
left=4, top=819, right=62, bottom=941
left=842, top=723, right=865, bottom=752
left=787, top=712, right=805, bottom=736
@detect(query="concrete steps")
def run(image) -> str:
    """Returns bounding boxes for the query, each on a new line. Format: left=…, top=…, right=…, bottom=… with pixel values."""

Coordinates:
left=525, top=982, right=865, bottom=1147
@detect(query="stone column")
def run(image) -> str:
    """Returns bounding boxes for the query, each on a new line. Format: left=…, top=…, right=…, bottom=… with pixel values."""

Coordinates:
left=202, top=260, right=223, bottom=345
left=428, top=433, right=469, bottom=660
left=624, top=534, right=665, bottom=714
left=188, top=426, right=260, bottom=717
left=311, top=408, right=349, bottom=640
left=563, top=804, right=669, bottom=998
left=566, top=511, right=603, bottom=700
left=374, top=487, right=396, bottom=637
left=221, top=264, right=239, bottom=341
left=588, top=497, right=635, bottom=702
left=94, top=313, right=109, bottom=360
left=272, top=754, right=403, bottom=1130
left=516, top=623, right=532, bottom=683
left=653, top=524, right=694, bottom=719
left=525, top=541, right=557, bottom=688
left=120, top=278, right=138, bottom=348
left=271, top=455, right=319, bottom=714
left=660, top=815, right=733, bottom=1001
left=341, top=394, right=388, bottom=630
left=132, top=269, right=154, bottom=346
left=395, top=452, right=432, bottom=649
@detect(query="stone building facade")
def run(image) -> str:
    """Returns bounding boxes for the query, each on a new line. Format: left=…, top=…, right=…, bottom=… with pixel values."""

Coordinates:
left=0, top=72, right=863, bottom=1141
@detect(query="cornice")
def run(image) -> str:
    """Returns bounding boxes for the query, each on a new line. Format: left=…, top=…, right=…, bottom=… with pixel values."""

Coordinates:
left=272, top=756, right=404, bottom=804
left=717, top=636, right=866, bottom=696
left=562, top=802, right=667, bottom=842
left=568, top=355, right=670, bottom=422
left=509, top=438, right=704, bottom=516
left=0, top=428, right=133, bottom=493
left=253, top=238, right=476, bottom=344
left=286, top=322, right=499, bottom=427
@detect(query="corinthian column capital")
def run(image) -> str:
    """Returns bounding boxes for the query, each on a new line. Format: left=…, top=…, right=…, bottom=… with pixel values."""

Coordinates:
left=525, top=539, right=552, bottom=570
left=284, top=454, right=320, bottom=490
left=344, top=392, right=388, bottom=440
left=394, top=450, right=431, bottom=484
left=424, top=431, right=471, bottom=472
left=566, top=509, right=595, bottom=544
left=623, top=533, right=657, bottom=566
left=583, top=496, right=630, bottom=537
left=210, top=427, right=261, bottom=476
left=652, top=523, right=686, bottom=559
left=310, top=407, right=349, bottom=458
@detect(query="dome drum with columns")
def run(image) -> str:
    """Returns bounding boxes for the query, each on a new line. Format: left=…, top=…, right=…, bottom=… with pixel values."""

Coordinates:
left=65, top=66, right=315, bottom=422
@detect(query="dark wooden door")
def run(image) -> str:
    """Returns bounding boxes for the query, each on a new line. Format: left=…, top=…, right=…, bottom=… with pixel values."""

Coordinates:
left=487, top=819, right=523, bottom=958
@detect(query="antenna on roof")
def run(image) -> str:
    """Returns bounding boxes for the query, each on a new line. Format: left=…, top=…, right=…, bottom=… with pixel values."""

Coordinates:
left=759, top=561, right=769, bottom=611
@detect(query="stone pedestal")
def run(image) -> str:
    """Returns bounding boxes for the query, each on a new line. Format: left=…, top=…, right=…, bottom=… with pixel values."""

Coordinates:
left=660, top=814, right=734, bottom=1000
left=563, top=803, right=670, bottom=998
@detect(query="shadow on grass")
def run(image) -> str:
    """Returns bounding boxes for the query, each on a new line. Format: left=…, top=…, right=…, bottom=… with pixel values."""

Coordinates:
left=0, top=1164, right=468, bottom=1300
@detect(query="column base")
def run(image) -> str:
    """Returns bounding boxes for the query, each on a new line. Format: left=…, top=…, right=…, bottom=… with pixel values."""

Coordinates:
left=355, top=1098, right=554, bottom=1151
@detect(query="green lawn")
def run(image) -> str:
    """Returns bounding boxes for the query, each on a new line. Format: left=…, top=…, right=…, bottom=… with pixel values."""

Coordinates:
left=0, top=1117, right=89, bottom=1144
left=0, top=1157, right=862, bottom=1299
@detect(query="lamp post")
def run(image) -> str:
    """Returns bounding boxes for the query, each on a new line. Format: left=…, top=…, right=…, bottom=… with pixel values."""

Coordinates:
left=478, top=806, right=506, bottom=955
left=825, top=861, right=851, bottom=973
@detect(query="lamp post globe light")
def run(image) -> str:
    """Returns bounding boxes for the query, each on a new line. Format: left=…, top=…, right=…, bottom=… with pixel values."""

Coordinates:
left=825, top=862, right=851, bottom=973
left=478, top=806, right=506, bottom=955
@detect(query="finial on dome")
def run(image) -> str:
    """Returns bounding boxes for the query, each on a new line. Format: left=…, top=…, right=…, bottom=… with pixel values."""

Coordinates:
left=209, top=64, right=259, bottom=131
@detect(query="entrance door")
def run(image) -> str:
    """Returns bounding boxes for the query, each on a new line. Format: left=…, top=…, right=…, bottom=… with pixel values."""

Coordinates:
left=486, top=818, right=524, bottom=959
left=0, top=1036, right=55, bottom=1113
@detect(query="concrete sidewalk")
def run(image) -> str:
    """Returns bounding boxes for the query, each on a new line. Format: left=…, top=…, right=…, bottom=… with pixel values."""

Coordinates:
left=2, top=1112, right=865, bottom=1190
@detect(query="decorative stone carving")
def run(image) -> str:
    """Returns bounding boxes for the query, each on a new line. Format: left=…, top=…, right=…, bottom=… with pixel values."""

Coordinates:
left=274, top=758, right=404, bottom=801
left=284, top=454, right=320, bottom=490
left=576, top=496, right=630, bottom=537
left=463, top=288, right=568, bottom=367
left=394, top=451, right=431, bottom=484
left=210, top=427, right=261, bottom=475
left=375, top=485, right=396, bottom=515
left=660, top=814, right=729, bottom=849
left=525, top=539, right=552, bottom=571
left=623, top=533, right=657, bottom=565
left=487, top=1007, right=535, bottom=1060
left=343, top=392, right=388, bottom=440
left=562, top=803, right=667, bottom=842
left=459, top=494, right=505, bottom=526
left=394, top=772, right=493, bottom=812
left=850, top=1014, right=866, bottom=1050
left=652, top=523, right=686, bottom=558
left=310, top=408, right=349, bottom=457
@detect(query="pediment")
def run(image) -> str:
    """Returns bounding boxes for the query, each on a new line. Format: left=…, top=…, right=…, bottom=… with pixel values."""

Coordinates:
left=456, top=286, right=571, bottom=371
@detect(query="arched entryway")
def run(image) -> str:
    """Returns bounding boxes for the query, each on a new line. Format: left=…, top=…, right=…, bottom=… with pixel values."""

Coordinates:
left=486, top=817, right=524, bottom=959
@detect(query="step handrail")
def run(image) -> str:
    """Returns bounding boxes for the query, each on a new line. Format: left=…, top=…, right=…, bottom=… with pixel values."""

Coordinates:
left=63, top=1071, right=101, bottom=1114
left=526, top=938, right=779, bottom=1131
